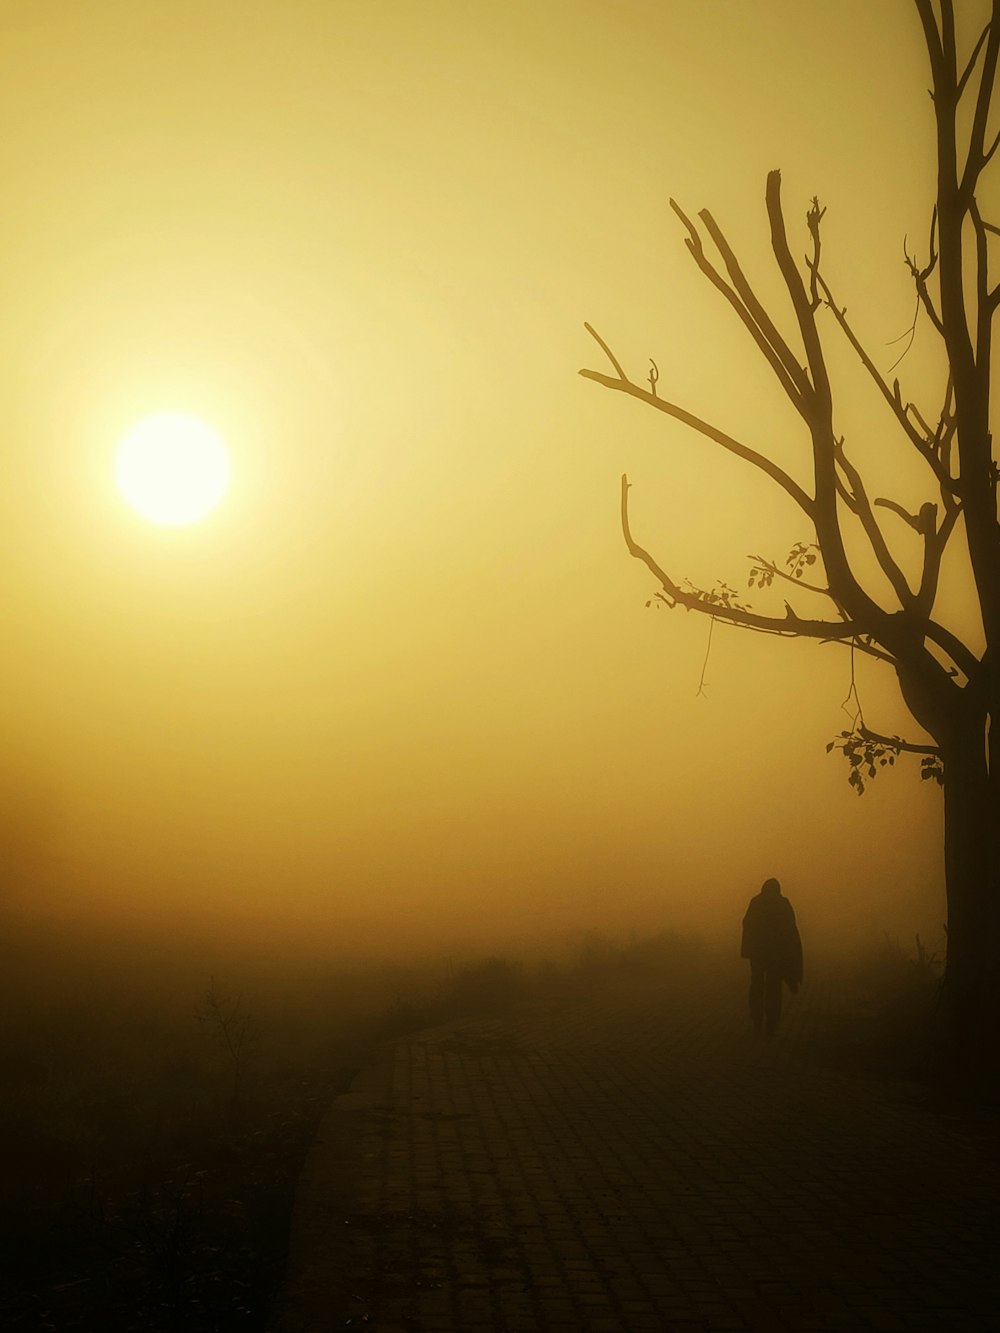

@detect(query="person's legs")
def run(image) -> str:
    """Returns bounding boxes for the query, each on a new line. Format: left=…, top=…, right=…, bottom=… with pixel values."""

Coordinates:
left=764, top=966, right=783, bottom=1035
left=749, top=961, right=765, bottom=1032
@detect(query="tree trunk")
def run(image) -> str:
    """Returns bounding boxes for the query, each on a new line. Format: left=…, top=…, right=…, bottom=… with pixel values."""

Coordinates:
left=940, top=719, right=1000, bottom=1060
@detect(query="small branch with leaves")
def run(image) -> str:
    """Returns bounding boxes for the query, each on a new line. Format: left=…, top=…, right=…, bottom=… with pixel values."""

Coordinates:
left=748, top=542, right=827, bottom=595
left=826, top=724, right=943, bottom=795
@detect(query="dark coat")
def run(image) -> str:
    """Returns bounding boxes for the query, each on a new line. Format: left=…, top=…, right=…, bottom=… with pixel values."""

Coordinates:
left=741, top=891, right=803, bottom=986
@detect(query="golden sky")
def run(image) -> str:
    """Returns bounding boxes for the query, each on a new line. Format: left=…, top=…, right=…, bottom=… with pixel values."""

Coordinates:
left=0, top=0, right=975, bottom=959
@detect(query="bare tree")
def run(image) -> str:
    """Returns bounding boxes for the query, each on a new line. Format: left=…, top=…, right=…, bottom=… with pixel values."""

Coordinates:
left=196, top=977, right=261, bottom=1120
left=581, top=0, right=999, bottom=1053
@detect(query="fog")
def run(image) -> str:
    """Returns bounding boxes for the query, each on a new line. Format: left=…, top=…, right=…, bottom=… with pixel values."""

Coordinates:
left=0, top=0, right=962, bottom=975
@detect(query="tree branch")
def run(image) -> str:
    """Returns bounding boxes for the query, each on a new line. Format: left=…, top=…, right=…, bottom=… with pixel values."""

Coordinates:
left=806, top=196, right=826, bottom=311
left=761, top=173, right=902, bottom=641
left=582, top=321, right=627, bottom=380
left=814, top=268, right=957, bottom=493
left=867, top=498, right=973, bottom=674
left=939, top=0, right=958, bottom=92
left=834, top=442, right=917, bottom=608
left=907, top=397, right=937, bottom=445
left=581, top=326, right=816, bottom=516
left=766, top=172, right=831, bottom=418
left=668, top=200, right=808, bottom=405
left=747, top=552, right=833, bottom=599
left=903, top=228, right=947, bottom=338
left=923, top=614, right=981, bottom=682
left=857, top=724, right=941, bottom=758
left=825, top=635, right=897, bottom=666
left=933, top=374, right=959, bottom=484
left=874, top=497, right=931, bottom=532
left=960, top=1, right=1000, bottom=201
left=921, top=501, right=959, bottom=591
left=913, top=0, right=944, bottom=74
left=956, top=17, right=992, bottom=97
left=621, top=474, right=863, bottom=642
left=761, top=173, right=897, bottom=642
left=970, top=197, right=995, bottom=371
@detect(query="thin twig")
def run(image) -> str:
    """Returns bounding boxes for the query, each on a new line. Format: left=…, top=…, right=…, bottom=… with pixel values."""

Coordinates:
left=583, top=322, right=627, bottom=380
left=696, top=617, right=715, bottom=697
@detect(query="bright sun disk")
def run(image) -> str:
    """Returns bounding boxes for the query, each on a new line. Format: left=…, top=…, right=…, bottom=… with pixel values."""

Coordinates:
left=115, top=413, right=230, bottom=526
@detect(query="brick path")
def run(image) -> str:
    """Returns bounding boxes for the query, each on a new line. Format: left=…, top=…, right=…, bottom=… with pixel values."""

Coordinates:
left=272, top=964, right=1000, bottom=1331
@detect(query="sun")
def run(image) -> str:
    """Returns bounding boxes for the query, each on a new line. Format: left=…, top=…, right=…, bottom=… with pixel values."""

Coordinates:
left=115, top=413, right=231, bottom=526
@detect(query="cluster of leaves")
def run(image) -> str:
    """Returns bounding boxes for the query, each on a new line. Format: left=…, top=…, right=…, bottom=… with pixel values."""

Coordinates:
left=787, top=541, right=820, bottom=579
left=681, top=578, right=751, bottom=611
left=747, top=542, right=820, bottom=590
left=826, top=728, right=903, bottom=795
left=746, top=559, right=774, bottom=591
left=827, top=727, right=944, bottom=794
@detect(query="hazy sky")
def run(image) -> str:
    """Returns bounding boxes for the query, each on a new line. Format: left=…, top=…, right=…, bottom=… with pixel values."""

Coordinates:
left=0, top=0, right=985, bottom=959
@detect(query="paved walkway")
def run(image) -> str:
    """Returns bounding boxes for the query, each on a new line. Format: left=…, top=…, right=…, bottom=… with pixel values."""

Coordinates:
left=272, top=964, right=1000, bottom=1331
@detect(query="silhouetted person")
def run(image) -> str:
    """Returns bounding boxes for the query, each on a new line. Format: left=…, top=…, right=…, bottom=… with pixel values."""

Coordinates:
left=741, top=877, right=802, bottom=1037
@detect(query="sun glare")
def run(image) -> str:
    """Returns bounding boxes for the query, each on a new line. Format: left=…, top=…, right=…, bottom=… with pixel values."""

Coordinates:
left=115, top=413, right=231, bottom=526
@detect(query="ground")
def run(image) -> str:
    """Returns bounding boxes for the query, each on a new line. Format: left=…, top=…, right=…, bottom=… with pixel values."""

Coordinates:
left=272, top=959, right=1000, bottom=1331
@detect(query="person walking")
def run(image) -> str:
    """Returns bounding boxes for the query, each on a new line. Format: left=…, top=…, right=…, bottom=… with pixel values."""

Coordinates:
left=741, top=877, right=803, bottom=1037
